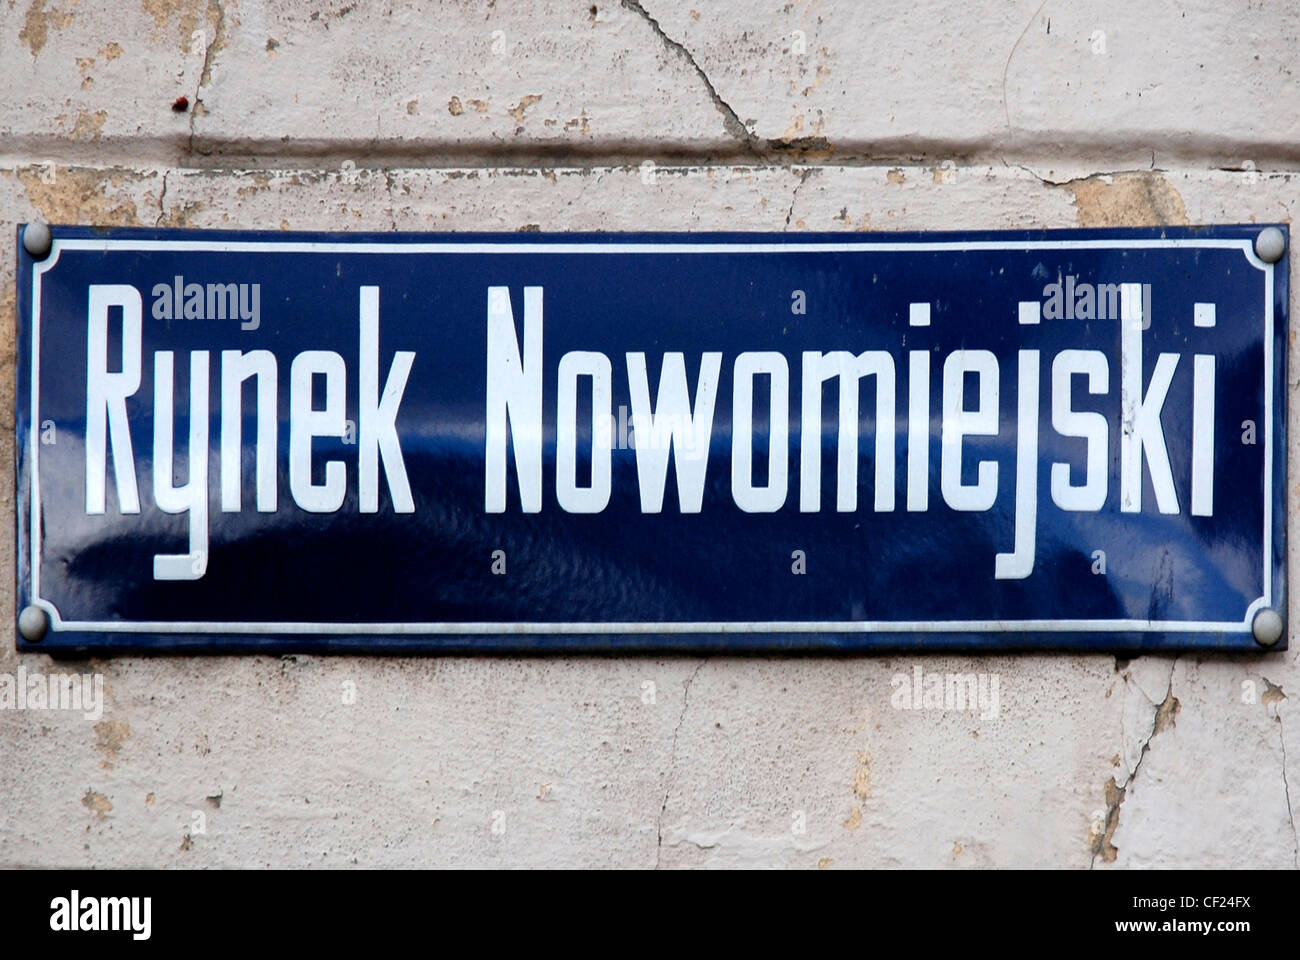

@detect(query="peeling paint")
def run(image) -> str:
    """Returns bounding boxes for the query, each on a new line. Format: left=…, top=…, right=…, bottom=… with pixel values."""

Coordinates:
left=82, top=790, right=112, bottom=818
left=507, top=94, right=543, bottom=125
left=1094, top=776, right=1123, bottom=862
left=1069, top=172, right=1188, bottom=227
left=141, top=0, right=211, bottom=52
left=70, top=109, right=108, bottom=141
left=234, top=171, right=271, bottom=198
left=1093, top=671, right=1180, bottom=866
left=562, top=110, right=591, bottom=134
left=19, top=0, right=74, bottom=57
left=94, top=720, right=131, bottom=768
left=932, top=162, right=957, bottom=185
left=798, top=63, right=831, bottom=98
left=1262, top=678, right=1287, bottom=709
left=1152, top=688, right=1181, bottom=735
left=0, top=285, right=17, bottom=373
left=310, top=2, right=356, bottom=26
left=15, top=166, right=143, bottom=225
left=852, top=752, right=872, bottom=801
left=780, top=115, right=806, bottom=142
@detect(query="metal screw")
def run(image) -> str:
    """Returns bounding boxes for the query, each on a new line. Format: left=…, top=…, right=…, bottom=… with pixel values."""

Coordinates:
left=22, top=221, right=52, bottom=259
left=17, top=605, right=49, bottom=642
left=1252, top=608, right=1284, bottom=647
left=1254, top=227, right=1286, bottom=264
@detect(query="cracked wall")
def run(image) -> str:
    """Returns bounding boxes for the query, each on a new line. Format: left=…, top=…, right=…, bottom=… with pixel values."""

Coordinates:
left=0, top=0, right=1296, bottom=868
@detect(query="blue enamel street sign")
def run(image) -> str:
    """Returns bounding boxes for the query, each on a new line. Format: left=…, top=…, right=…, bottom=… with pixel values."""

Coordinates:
left=14, top=226, right=1288, bottom=654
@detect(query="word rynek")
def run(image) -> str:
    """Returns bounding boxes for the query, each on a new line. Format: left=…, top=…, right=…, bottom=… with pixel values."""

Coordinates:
left=85, top=284, right=412, bottom=580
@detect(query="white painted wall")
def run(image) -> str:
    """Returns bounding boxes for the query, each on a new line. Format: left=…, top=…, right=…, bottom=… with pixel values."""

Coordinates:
left=0, top=0, right=1295, bottom=868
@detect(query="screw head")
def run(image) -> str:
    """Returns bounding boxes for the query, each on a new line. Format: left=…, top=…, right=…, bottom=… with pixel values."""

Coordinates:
left=17, top=605, right=49, bottom=642
left=1252, top=608, right=1284, bottom=647
left=22, top=221, right=52, bottom=259
left=1254, top=227, right=1286, bottom=264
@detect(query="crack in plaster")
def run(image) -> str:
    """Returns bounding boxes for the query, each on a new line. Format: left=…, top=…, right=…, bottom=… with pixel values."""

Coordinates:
left=1001, top=0, right=1050, bottom=130
left=563, top=167, right=608, bottom=218
left=155, top=168, right=170, bottom=226
left=1001, top=155, right=1159, bottom=188
left=784, top=167, right=814, bottom=229
left=1281, top=720, right=1298, bottom=868
left=1091, top=658, right=1179, bottom=868
left=189, top=0, right=226, bottom=156
left=655, top=658, right=706, bottom=869
left=619, top=0, right=761, bottom=160
left=383, top=168, right=397, bottom=231
left=1265, top=676, right=1298, bottom=868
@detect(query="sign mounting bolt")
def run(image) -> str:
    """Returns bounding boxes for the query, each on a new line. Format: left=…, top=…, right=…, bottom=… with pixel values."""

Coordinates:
left=1252, top=608, right=1284, bottom=647
left=1254, top=227, right=1285, bottom=264
left=18, top=605, right=48, bottom=642
left=23, top=221, right=52, bottom=260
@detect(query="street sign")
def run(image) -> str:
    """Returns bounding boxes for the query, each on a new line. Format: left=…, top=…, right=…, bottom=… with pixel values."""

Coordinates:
left=14, top=226, right=1288, bottom=653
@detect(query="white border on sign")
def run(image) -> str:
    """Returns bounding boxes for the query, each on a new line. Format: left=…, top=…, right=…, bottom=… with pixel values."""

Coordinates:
left=27, top=237, right=1275, bottom=636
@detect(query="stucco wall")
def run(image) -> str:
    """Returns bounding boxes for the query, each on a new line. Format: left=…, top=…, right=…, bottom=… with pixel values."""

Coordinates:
left=0, top=0, right=1296, bottom=868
